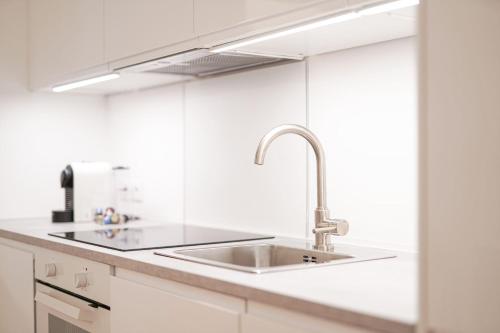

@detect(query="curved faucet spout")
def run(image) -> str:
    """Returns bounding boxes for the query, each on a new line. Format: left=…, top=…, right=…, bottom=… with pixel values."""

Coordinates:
left=254, top=124, right=327, bottom=209
left=254, top=124, right=348, bottom=251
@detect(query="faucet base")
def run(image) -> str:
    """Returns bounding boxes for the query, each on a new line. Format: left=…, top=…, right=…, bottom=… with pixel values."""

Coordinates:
left=313, top=209, right=349, bottom=251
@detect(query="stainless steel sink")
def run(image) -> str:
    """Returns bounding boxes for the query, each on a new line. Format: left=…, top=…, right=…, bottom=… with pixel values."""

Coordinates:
left=155, top=242, right=395, bottom=273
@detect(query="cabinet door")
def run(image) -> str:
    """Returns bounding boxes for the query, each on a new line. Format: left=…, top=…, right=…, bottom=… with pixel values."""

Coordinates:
left=242, top=314, right=309, bottom=333
left=241, top=314, right=376, bottom=333
left=420, top=0, right=500, bottom=332
left=104, top=0, right=194, bottom=61
left=194, top=0, right=321, bottom=35
left=0, top=243, right=34, bottom=333
left=29, top=0, right=105, bottom=88
left=110, top=276, right=239, bottom=333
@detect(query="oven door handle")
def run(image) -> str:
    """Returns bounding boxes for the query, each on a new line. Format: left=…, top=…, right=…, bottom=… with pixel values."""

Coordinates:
left=35, top=291, right=96, bottom=322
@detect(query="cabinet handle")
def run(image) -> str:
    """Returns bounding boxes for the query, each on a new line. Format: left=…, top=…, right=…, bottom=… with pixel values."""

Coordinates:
left=35, top=291, right=95, bottom=322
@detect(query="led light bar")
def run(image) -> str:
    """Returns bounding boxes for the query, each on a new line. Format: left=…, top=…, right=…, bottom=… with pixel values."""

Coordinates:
left=211, top=12, right=360, bottom=53
left=52, top=73, right=120, bottom=92
left=358, top=0, right=419, bottom=16
left=210, top=0, right=419, bottom=53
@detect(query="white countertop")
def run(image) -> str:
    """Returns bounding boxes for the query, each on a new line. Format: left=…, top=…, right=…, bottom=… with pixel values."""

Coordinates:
left=0, top=218, right=417, bottom=333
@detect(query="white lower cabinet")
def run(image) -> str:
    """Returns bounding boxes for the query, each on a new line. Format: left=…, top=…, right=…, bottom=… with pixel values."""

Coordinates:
left=0, top=242, right=34, bottom=333
left=242, top=314, right=310, bottom=333
left=110, top=276, right=241, bottom=333
left=242, top=315, right=375, bottom=333
left=243, top=301, right=376, bottom=333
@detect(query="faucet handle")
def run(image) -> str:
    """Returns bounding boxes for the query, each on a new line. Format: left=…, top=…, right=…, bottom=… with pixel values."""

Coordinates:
left=313, top=219, right=349, bottom=236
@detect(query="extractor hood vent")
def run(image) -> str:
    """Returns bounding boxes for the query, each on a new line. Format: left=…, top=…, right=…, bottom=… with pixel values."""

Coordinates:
left=120, top=49, right=301, bottom=77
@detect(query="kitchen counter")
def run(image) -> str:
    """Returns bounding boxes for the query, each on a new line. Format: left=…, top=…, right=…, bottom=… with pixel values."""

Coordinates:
left=0, top=219, right=417, bottom=333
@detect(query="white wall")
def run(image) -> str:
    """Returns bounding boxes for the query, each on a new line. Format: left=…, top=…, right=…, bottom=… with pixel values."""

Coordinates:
left=0, top=0, right=108, bottom=219
left=308, top=38, right=417, bottom=250
left=106, top=85, right=184, bottom=223
left=185, top=62, right=307, bottom=238
left=0, top=93, right=109, bottom=218
left=106, top=37, right=417, bottom=251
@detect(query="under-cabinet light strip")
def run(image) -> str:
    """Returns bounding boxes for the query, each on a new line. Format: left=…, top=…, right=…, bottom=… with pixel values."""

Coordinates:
left=211, top=12, right=361, bottom=53
left=358, top=0, right=419, bottom=16
left=52, top=73, right=120, bottom=92
left=210, top=0, right=419, bottom=53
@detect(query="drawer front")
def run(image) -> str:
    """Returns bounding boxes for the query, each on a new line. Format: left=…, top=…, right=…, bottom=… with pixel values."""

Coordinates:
left=110, top=276, right=240, bottom=333
left=246, top=301, right=378, bottom=333
left=242, top=314, right=309, bottom=333
left=35, top=248, right=112, bottom=305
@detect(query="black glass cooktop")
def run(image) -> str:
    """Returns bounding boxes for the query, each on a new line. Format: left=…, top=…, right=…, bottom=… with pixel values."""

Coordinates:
left=49, top=225, right=273, bottom=251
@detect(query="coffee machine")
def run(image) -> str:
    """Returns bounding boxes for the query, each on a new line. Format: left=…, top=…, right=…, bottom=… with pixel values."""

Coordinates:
left=52, top=162, right=112, bottom=223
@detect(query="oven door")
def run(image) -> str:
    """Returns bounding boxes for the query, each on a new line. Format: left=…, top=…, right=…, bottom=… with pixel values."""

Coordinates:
left=35, top=282, right=110, bottom=333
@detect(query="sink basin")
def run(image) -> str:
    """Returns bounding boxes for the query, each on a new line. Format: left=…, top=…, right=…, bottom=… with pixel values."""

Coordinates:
left=155, top=243, right=395, bottom=273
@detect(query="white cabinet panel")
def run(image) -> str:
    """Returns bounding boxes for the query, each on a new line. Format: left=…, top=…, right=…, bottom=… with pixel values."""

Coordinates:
left=104, top=0, right=194, bottom=61
left=29, top=0, right=105, bottom=88
left=194, top=0, right=321, bottom=35
left=244, top=302, right=377, bottom=333
left=420, top=0, right=500, bottom=332
left=185, top=62, right=307, bottom=238
left=0, top=243, right=34, bottom=333
left=242, top=314, right=310, bottom=333
left=110, top=276, right=240, bottom=333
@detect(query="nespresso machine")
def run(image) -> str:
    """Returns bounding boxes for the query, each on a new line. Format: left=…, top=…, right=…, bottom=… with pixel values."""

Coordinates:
left=52, top=162, right=113, bottom=223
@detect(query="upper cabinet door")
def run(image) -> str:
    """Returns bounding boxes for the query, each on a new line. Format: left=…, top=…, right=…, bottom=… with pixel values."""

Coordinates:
left=104, top=0, right=195, bottom=62
left=29, top=0, right=105, bottom=88
left=194, top=0, right=322, bottom=35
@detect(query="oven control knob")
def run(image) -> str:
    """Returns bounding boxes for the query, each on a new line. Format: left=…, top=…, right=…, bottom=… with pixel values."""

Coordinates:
left=74, top=273, right=89, bottom=289
left=45, top=263, right=57, bottom=277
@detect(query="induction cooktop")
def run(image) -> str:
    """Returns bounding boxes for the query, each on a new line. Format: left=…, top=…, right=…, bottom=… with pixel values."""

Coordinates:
left=48, top=224, right=273, bottom=251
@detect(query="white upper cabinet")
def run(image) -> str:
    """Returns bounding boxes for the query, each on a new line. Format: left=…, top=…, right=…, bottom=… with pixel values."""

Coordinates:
left=194, top=0, right=323, bottom=35
left=28, top=0, right=410, bottom=91
left=29, top=0, right=105, bottom=89
left=104, top=0, right=195, bottom=62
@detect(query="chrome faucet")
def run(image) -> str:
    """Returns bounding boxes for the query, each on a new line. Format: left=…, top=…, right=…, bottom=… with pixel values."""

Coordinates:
left=254, top=124, right=349, bottom=251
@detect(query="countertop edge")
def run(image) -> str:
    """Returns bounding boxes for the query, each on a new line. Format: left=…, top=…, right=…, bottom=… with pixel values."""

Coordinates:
left=0, top=228, right=415, bottom=333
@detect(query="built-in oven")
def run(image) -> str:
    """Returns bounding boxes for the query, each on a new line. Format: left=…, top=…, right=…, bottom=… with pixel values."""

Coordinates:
left=34, top=248, right=112, bottom=333
left=35, top=282, right=110, bottom=333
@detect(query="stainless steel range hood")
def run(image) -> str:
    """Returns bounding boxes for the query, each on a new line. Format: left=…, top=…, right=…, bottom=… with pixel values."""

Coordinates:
left=119, top=48, right=301, bottom=77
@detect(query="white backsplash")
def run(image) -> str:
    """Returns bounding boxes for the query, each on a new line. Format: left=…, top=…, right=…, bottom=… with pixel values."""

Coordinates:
left=308, top=38, right=417, bottom=250
left=105, top=37, right=417, bottom=251
left=0, top=12, right=417, bottom=251
left=106, top=85, right=184, bottom=223
left=0, top=92, right=109, bottom=218
left=185, top=62, right=307, bottom=238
